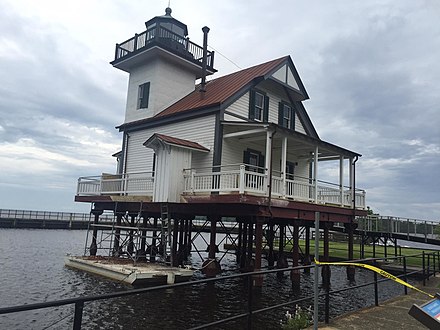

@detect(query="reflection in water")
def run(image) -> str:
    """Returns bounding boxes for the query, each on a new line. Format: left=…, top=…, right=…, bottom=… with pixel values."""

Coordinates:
left=0, top=229, right=409, bottom=329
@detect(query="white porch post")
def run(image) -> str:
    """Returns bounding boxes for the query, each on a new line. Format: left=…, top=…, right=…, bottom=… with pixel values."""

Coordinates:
left=314, top=146, right=319, bottom=203
left=265, top=130, right=273, bottom=197
left=281, top=136, right=287, bottom=197
left=349, top=157, right=354, bottom=208
left=339, top=156, right=344, bottom=206
left=239, top=164, right=245, bottom=194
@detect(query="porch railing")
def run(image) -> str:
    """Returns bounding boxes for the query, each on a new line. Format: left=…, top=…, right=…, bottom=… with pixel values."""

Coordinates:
left=183, top=164, right=366, bottom=209
left=76, top=172, right=154, bottom=196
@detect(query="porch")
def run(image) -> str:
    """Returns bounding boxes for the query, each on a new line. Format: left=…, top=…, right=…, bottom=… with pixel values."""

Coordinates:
left=76, top=165, right=365, bottom=209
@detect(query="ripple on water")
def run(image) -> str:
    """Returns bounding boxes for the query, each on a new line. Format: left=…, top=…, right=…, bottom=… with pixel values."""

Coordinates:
left=0, top=229, right=409, bottom=329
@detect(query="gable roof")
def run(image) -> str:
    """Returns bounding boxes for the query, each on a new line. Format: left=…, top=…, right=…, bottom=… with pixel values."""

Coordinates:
left=118, top=56, right=309, bottom=130
left=143, top=133, right=210, bottom=152
left=154, top=56, right=304, bottom=119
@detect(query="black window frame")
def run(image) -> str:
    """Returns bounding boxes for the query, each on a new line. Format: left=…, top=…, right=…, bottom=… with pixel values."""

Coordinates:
left=278, top=102, right=295, bottom=130
left=138, top=82, right=150, bottom=109
left=249, top=89, right=269, bottom=122
left=286, top=161, right=295, bottom=180
left=243, top=148, right=265, bottom=173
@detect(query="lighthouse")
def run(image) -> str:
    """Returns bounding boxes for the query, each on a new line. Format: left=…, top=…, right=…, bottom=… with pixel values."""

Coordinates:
left=111, top=7, right=216, bottom=124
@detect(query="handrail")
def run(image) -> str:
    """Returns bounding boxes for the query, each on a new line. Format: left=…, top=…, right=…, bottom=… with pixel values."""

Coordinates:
left=0, top=209, right=113, bottom=222
left=114, top=25, right=214, bottom=68
left=1, top=252, right=438, bottom=329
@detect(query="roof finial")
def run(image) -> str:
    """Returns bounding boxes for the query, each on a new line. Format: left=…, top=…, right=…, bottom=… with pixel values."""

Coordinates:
left=165, top=1, right=172, bottom=16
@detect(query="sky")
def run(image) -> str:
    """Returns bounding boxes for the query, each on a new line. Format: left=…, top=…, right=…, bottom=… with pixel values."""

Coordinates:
left=0, top=0, right=438, bottom=220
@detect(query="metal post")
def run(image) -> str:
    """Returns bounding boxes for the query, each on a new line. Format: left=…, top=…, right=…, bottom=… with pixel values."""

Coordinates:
left=403, top=257, right=408, bottom=295
left=73, top=301, right=84, bottom=330
left=247, top=273, right=253, bottom=329
left=304, top=226, right=311, bottom=273
left=373, top=260, right=379, bottom=306
left=325, top=284, right=330, bottom=324
left=427, top=254, right=430, bottom=281
left=423, top=251, right=426, bottom=286
left=313, top=211, right=320, bottom=330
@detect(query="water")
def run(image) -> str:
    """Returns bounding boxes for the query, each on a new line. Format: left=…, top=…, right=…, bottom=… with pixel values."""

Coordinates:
left=0, top=229, right=412, bottom=329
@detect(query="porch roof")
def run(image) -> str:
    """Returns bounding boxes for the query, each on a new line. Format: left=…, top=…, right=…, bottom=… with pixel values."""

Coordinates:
left=222, top=121, right=361, bottom=160
left=143, top=133, right=210, bottom=152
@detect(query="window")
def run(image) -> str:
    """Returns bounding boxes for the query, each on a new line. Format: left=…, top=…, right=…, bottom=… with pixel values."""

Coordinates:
left=138, top=82, right=150, bottom=109
left=278, top=102, right=295, bottom=129
left=254, top=92, right=264, bottom=121
left=249, top=90, right=269, bottom=122
left=286, top=161, right=295, bottom=180
left=243, top=148, right=265, bottom=173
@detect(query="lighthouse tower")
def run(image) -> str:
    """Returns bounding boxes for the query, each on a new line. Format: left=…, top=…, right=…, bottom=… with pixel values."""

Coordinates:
left=111, top=7, right=216, bottom=124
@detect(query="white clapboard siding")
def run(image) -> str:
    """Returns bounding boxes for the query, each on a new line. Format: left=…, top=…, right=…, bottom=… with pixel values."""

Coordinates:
left=125, top=59, right=196, bottom=124
left=125, top=114, right=216, bottom=173
left=226, top=93, right=249, bottom=119
left=295, top=113, right=306, bottom=134
left=153, top=146, right=191, bottom=202
left=295, top=159, right=310, bottom=179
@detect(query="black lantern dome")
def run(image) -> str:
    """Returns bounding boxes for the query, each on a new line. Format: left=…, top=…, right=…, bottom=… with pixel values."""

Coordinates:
left=145, top=7, right=188, bottom=38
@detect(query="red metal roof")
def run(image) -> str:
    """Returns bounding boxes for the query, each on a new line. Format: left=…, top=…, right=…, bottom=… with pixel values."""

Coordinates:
left=144, top=133, right=210, bottom=152
left=154, top=56, right=289, bottom=118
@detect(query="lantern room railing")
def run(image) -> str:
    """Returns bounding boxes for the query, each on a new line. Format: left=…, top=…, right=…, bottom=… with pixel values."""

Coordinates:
left=113, top=25, right=214, bottom=70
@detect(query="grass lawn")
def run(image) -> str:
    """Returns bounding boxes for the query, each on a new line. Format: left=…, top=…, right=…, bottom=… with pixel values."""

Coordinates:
left=277, top=240, right=440, bottom=268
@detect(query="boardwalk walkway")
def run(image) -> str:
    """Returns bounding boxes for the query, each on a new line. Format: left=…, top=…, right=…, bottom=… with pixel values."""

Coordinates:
left=317, top=275, right=440, bottom=329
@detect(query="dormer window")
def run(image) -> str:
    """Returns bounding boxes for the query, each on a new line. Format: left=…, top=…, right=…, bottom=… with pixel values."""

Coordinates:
left=249, top=89, right=269, bottom=122
left=138, top=82, right=150, bottom=109
left=278, top=102, right=295, bottom=130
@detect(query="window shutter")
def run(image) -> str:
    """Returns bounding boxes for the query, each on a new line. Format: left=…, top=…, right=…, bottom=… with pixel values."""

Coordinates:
left=291, top=104, right=296, bottom=130
left=243, top=149, right=251, bottom=164
left=259, top=153, right=265, bottom=173
left=143, top=82, right=150, bottom=108
left=278, top=102, right=284, bottom=126
left=152, top=153, right=156, bottom=177
left=263, top=95, right=269, bottom=122
left=248, top=90, right=255, bottom=120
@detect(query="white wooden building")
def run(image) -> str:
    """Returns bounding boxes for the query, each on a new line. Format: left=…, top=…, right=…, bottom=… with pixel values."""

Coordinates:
left=73, top=7, right=368, bottom=278
left=76, top=7, right=366, bottom=215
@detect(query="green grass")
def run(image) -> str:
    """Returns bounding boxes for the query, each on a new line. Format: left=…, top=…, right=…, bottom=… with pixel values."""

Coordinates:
left=277, top=240, right=439, bottom=268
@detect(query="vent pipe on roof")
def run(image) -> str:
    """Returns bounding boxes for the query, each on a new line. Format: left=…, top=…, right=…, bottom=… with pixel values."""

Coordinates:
left=200, top=26, right=210, bottom=96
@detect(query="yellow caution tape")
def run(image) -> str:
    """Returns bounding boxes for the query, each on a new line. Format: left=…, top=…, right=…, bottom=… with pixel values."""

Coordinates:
left=314, top=258, right=434, bottom=299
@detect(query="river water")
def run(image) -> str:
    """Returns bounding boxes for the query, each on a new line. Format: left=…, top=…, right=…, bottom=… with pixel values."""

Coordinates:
left=0, top=229, right=413, bottom=329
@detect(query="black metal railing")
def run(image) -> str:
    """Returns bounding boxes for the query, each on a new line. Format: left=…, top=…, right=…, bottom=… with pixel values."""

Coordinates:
left=1, top=252, right=438, bottom=329
left=113, top=25, right=214, bottom=69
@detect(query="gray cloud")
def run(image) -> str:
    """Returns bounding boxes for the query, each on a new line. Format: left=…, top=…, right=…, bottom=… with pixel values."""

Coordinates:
left=0, top=0, right=438, bottom=219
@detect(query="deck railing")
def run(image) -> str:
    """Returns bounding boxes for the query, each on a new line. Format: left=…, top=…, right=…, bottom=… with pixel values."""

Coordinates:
left=114, top=25, right=214, bottom=69
left=183, top=164, right=366, bottom=209
left=76, top=165, right=365, bottom=209
left=77, top=172, right=154, bottom=196
left=357, top=215, right=440, bottom=241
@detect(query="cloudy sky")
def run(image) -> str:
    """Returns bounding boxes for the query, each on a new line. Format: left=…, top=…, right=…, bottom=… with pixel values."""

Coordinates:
left=0, top=0, right=438, bottom=220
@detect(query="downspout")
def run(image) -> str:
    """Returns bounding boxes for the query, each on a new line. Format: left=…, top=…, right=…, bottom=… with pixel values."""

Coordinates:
left=267, top=128, right=277, bottom=218
left=122, top=133, right=130, bottom=175
left=122, top=132, right=130, bottom=196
